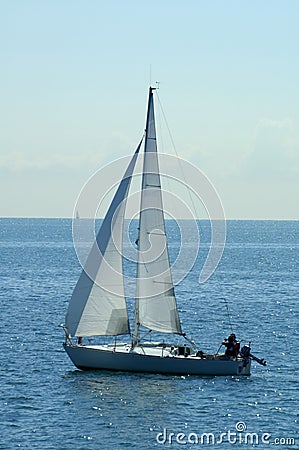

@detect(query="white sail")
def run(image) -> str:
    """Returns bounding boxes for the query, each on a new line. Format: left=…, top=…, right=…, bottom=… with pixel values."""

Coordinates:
left=135, top=88, right=182, bottom=336
left=65, top=142, right=142, bottom=337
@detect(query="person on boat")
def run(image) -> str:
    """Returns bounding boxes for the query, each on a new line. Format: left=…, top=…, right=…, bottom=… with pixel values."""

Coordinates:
left=233, top=337, right=240, bottom=358
left=78, top=336, right=83, bottom=345
left=222, top=333, right=239, bottom=358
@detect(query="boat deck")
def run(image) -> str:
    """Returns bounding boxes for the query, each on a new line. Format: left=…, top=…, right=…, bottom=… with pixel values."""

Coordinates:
left=77, top=342, right=237, bottom=361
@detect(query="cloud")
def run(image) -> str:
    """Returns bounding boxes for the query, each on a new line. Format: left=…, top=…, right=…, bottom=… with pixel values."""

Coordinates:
left=0, top=129, right=139, bottom=175
left=0, top=152, right=101, bottom=172
left=244, top=118, right=299, bottom=179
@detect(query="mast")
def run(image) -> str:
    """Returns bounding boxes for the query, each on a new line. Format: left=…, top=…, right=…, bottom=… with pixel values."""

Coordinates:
left=133, top=87, right=182, bottom=345
left=132, top=87, right=154, bottom=345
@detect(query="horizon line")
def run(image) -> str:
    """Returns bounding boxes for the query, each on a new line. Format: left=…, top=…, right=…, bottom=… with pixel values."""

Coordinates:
left=0, top=216, right=298, bottom=221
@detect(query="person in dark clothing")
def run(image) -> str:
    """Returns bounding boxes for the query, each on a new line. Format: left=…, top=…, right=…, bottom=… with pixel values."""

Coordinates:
left=222, top=333, right=240, bottom=358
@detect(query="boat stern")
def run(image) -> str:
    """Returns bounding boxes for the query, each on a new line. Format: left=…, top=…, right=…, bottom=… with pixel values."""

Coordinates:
left=236, top=357, right=251, bottom=376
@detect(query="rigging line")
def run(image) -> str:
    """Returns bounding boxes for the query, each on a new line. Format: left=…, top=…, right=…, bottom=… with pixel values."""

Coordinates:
left=182, top=333, right=198, bottom=350
left=155, top=91, right=200, bottom=221
left=222, top=297, right=234, bottom=333
left=137, top=328, right=152, bottom=343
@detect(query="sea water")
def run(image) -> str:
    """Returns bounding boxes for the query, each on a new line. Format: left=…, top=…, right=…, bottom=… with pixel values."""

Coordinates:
left=1, top=219, right=298, bottom=449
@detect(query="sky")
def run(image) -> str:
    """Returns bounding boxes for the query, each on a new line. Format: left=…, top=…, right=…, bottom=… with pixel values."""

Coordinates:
left=1, top=0, right=298, bottom=219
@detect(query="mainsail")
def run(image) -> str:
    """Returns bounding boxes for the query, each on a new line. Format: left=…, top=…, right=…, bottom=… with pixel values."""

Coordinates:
left=65, top=141, right=142, bottom=337
left=134, top=88, right=182, bottom=337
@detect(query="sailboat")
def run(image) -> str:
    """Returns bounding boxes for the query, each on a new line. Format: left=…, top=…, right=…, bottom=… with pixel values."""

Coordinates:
left=63, top=87, right=266, bottom=376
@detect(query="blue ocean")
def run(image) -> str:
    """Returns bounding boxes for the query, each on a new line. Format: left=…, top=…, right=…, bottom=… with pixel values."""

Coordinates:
left=1, top=219, right=298, bottom=449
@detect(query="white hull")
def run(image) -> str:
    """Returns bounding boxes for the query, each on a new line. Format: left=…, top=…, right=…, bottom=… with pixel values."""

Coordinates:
left=64, top=343, right=251, bottom=376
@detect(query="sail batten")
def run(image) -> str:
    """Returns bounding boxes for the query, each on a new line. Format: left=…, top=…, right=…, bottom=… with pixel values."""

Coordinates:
left=65, top=140, right=142, bottom=337
left=134, top=88, right=182, bottom=339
